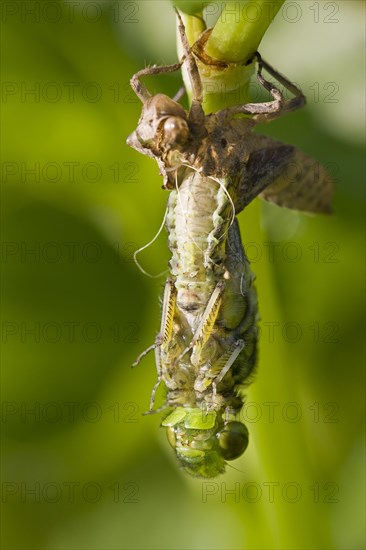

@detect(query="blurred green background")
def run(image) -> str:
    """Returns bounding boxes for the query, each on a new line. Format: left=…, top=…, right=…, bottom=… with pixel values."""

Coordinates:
left=1, top=1, right=365, bottom=549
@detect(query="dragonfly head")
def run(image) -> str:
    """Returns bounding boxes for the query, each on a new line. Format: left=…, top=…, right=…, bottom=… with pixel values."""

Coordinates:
left=162, top=408, right=249, bottom=478
left=128, top=93, right=190, bottom=156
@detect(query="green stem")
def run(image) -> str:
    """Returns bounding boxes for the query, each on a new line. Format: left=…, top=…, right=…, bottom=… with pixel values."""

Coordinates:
left=173, top=0, right=285, bottom=113
left=172, top=1, right=204, bottom=15
left=178, top=10, right=205, bottom=46
left=206, top=0, right=286, bottom=62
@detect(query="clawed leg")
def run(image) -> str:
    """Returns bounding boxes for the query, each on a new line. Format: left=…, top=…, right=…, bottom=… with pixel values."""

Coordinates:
left=192, top=280, right=225, bottom=351
left=258, top=54, right=304, bottom=104
left=132, top=341, right=162, bottom=411
left=131, top=9, right=204, bottom=120
left=131, top=13, right=304, bottom=124
left=212, top=339, right=245, bottom=401
left=148, top=376, right=162, bottom=412
left=147, top=279, right=177, bottom=409
left=175, top=8, right=205, bottom=128
left=131, top=61, right=184, bottom=103
left=131, top=327, right=164, bottom=369
left=254, top=53, right=305, bottom=119
left=174, top=280, right=225, bottom=367
left=131, top=343, right=156, bottom=368
left=159, top=278, right=177, bottom=347
left=218, top=52, right=306, bottom=122
left=175, top=9, right=202, bottom=104
left=143, top=400, right=169, bottom=416
left=132, top=279, right=177, bottom=411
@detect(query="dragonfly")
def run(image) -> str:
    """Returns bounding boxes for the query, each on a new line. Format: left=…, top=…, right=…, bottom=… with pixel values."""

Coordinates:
left=127, top=12, right=333, bottom=478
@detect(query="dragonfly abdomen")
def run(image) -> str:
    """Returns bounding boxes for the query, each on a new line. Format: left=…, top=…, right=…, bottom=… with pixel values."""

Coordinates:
left=168, top=171, right=231, bottom=276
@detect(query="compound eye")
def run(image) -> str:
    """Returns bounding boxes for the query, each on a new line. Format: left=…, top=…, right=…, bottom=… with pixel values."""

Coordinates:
left=162, top=116, right=189, bottom=146
left=217, top=421, right=249, bottom=461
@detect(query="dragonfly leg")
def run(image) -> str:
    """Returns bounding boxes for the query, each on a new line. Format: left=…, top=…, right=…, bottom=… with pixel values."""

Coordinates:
left=257, top=53, right=305, bottom=107
left=130, top=61, right=184, bottom=103
left=253, top=52, right=306, bottom=120
left=174, top=280, right=225, bottom=368
left=130, top=10, right=203, bottom=105
left=175, top=9, right=202, bottom=104
left=149, top=377, right=162, bottom=412
left=198, top=339, right=245, bottom=401
left=218, top=52, right=305, bottom=122
left=175, top=9, right=205, bottom=128
left=213, top=339, right=245, bottom=387
left=132, top=278, right=176, bottom=368
left=145, top=279, right=178, bottom=411
left=132, top=342, right=162, bottom=411
left=133, top=278, right=176, bottom=380
left=143, top=402, right=169, bottom=416
left=159, top=278, right=177, bottom=349
left=131, top=343, right=156, bottom=368
left=192, top=280, right=225, bottom=349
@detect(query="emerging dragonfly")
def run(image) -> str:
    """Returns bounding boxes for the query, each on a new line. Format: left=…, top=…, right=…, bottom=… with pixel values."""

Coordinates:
left=127, top=13, right=333, bottom=478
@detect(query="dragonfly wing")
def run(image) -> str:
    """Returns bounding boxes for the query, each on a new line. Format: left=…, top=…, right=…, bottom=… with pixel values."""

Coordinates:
left=259, top=147, right=334, bottom=214
left=236, top=134, right=333, bottom=214
left=234, top=137, right=295, bottom=213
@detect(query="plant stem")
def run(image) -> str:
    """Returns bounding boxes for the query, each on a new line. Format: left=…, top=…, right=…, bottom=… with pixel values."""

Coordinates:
left=206, top=0, right=286, bottom=63
left=172, top=1, right=204, bottom=15
left=174, top=0, right=285, bottom=113
left=178, top=10, right=205, bottom=46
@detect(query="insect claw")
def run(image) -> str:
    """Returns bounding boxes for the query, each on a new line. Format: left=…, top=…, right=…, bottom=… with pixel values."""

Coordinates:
left=149, top=378, right=162, bottom=411
left=143, top=402, right=168, bottom=416
left=131, top=343, right=156, bottom=368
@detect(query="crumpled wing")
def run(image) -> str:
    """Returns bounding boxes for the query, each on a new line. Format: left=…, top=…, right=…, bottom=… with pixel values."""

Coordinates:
left=236, top=134, right=334, bottom=214
left=259, top=146, right=334, bottom=213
